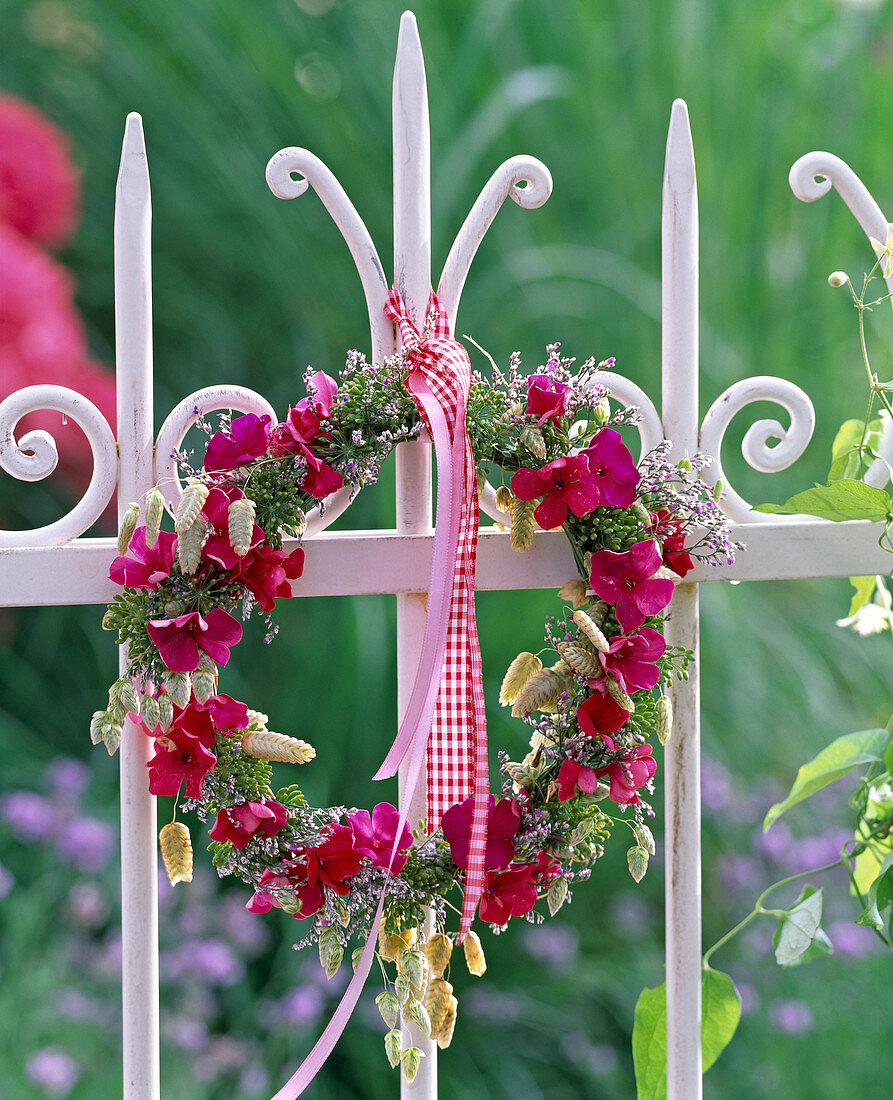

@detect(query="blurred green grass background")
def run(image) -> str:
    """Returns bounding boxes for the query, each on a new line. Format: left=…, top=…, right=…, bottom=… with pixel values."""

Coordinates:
left=2, top=0, right=893, bottom=1096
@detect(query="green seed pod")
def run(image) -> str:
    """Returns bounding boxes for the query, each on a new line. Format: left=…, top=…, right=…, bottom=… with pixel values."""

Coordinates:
left=627, top=845, right=649, bottom=883
left=556, top=639, right=601, bottom=678
left=117, top=502, right=140, bottom=556
left=101, top=723, right=122, bottom=756
left=631, top=500, right=652, bottom=525
left=241, top=729, right=315, bottom=764
left=655, top=693, right=672, bottom=745
left=394, top=971, right=413, bottom=1007
left=140, top=694, right=161, bottom=731
left=107, top=704, right=126, bottom=726
left=401, top=1046, right=424, bottom=1083
left=318, top=926, right=342, bottom=980
left=510, top=667, right=563, bottom=718
left=175, top=478, right=209, bottom=534
left=112, top=677, right=140, bottom=715
left=435, top=996, right=458, bottom=1049
left=520, top=425, right=546, bottom=459
left=634, top=823, right=656, bottom=856
left=176, top=516, right=205, bottom=574
left=90, top=710, right=108, bottom=746
left=228, top=497, right=257, bottom=557
left=509, top=496, right=537, bottom=552
left=165, top=672, right=192, bottom=709
left=144, top=487, right=166, bottom=547
left=547, top=877, right=568, bottom=916
left=351, top=947, right=364, bottom=973
left=156, top=693, right=174, bottom=731
left=399, top=949, right=428, bottom=998
left=376, top=991, right=400, bottom=1030
left=191, top=669, right=216, bottom=705
left=423, top=977, right=453, bottom=1036
left=404, top=996, right=432, bottom=1037
left=593, top=395, right=611, bottom=423
left=384, top=1029, right=403, bottom=1070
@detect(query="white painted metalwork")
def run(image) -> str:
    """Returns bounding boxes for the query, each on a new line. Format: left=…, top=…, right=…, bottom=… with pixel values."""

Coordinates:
left=2, top=11, right=892, bottom=1100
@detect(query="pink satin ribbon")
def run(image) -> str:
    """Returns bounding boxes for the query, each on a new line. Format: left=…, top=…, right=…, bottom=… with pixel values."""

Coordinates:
left=271, top=288, right=487, bottom=1098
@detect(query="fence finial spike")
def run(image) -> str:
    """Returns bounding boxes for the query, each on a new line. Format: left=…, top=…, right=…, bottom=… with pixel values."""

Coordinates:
left=664, top=99, right=695, bottom=196
left=116, top=112, right=150, bottom=207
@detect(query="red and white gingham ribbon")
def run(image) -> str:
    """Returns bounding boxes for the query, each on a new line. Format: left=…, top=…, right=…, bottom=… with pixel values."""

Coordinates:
left=375, top=286, right=488, bottom=939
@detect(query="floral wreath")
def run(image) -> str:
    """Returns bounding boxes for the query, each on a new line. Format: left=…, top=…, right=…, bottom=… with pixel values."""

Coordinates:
left=93, top=319, right=737, bottom=1083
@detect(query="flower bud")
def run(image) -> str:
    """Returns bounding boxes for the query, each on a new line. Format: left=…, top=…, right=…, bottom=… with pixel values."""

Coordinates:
left=594, top=395, right=611, bottom=423
left=828, top=270, right=849, bottom=288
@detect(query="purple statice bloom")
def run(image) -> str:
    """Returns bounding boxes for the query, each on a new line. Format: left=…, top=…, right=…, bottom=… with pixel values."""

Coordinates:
left=0, top=789, right=56, bottom=840
left=26, top=1047, right=80, bottom=1096
left=769, top=999, right=814, bottom=1035
left=55, top=816, right=116, bottom=873
left=521, top=922, right=579, bottom=969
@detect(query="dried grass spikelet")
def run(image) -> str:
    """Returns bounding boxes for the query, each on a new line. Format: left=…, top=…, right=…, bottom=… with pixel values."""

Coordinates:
left=462, top=930, right=486, bottom=977
left=144, top=486, right=166, bottom=547
left=520, top=424, right=546, bottom=459
left=192, top=669, right=216, bottom=705
left=177, top=515, right=206, bottom=575
left=509, top=496, right=537, bottom=552
left=424, top=932, right=453, bottom=978
left=397, top=948, right=428, bottom=995
left=627, top=845, right=649, bottom=883
left=404, top=996, right=432, bottom=1037
left=556, top=639, right=601, bottom=678
left=378, top=924, right=417, bottom=962
left=655, top=693, right=673, bottom=745
left=376, top=990, right=399, bottom=1029
left=139, top=694, right=160, bottom=731
left=494, top=485, right=514, bottom=515
left=164, top=672, right=191, bottom=709
left=499, top=652, right=543, bottom=707
left=511, top=662, right=569, bottom=719
left=558, top=578, right=588, bottom=609
left=111, top=677, right=140, bottom=715
left=241, top=729, right=315, bottom=764
left=318, top=926, right=343, bottom=980
left=117, top=502, right=140, bottom=556
left=89, top=710, right=107, bottom=745
left=175, top=478, right=209, bottom=534
left=605, top=675, right=635, bottom=713
left=435, top=994, right=458, bottom=1049
left=160, top=821, right=193, bottom=886
left=423, top=977, right=453, bottom=1037
left=547, top=876, right=568, bottom=916
left=157, top=693, right=174, bottom=731
left=572, top=608, right=610, bottom=653
left=401, top=1046, right=424, bottom=1084
left=228, top=497, right=257, bottom=557
left=384, top=1028, right=403, bottom=1069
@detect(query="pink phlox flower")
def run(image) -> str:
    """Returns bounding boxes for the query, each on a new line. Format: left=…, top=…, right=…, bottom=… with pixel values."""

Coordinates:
left=596, top=627, right=666, bottom=694
left=555, top=760, right=602, bottom=802
left=588, top=538, right=675, bottom=633
left=196, top=692, right=249, bottom=733
left=478, top=862, right=539, bottom=924
left=297, top=823, right=362, bottom=897
left=529, top=849, right=562, bottom=885
left=0, top=93, right=79, bottom=248
left=299, top=449, right=344, bottom=500
left=525, top=373, right=570, bottom=425
left=201, top=485, right=265, bottom=571
left=271, top=371, right=339, bottom=453
left=592, top=736, right=656, bottom=806
left=347, top=802, right=414, bottom=874
left=147, top=608, right=243, bottom=673
left=146, top=713, right=216, bottom=798
left=245, top=888, right=276, bottom=914
left=256, top=862, right=324, bottom=919
left=109, top=527, right=176, bottom=589
left=235, top=544, right=305, bottom=612
left=576, top=690, right=630, bottom=736
left=210, top=799, right=288, bottom=850
left=577, top=427, right=640, bottom=508
left=441, top=794, right=520, bottom=871
left=510, top=454, right=600, bottom=530
left=647, top=508, right=694, bottom=577
left=204, top=413, right=272, bottom=472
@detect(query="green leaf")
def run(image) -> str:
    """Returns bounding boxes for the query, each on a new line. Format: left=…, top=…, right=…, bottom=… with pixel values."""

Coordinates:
left=632, top=970, right=741, bottom=1098
left=846, top=575, right=879, bottom=618
left=763, top=729, right=889, bottom=830
left=773, top=886, right=829, bottom=966
left=884, top=737, right=893, bottom=775
left=754, top=479, right=892, bottom=522
left=828, top=420, right=884, bottom=481
left=855, top=853, right=893, bottom=930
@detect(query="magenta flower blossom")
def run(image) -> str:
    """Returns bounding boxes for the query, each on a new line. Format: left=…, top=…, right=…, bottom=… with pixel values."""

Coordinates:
left=596, top=628, right=666, bottom=694
left=204, top=413, right=272, bottom=472
left=478, top=863, right=538, bottom=924
left=109, top=527, right=176, bottom=589
left=556, top=760, right=602, bottom=801
left=346, top=802, right=414, bottom=874
left=511, top=454, right=600, bottom=530
left=270, top=372, right=345, bottom=500
left=146, top=706, right=216, bottom=798
left=577, top=428, right=640, bottom=507
left=200, top=692, right=249, bottom=732
left=588, top=539, right=675, bottom=633
left=147, top=608, right=243, bottom=673
left=593, top=736, right=656, bottom=805
left=300, top=449, right=344, bottom=499
left=210, top=799, right=288, bottom=849
left=441, top=794, right=520, bottom=870
left=525, top=373, right=570, bottom=425
left=576, top=690, right=630, bottom=736
left=236, top=544, right=305, bottom=612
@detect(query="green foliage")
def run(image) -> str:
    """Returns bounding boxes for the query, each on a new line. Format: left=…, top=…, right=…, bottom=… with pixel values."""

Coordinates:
left=828, top=418, right=886, bottom=482
left=755, top=479, right=893, bottom=522
left=243, top=456, right=309, bottom=548
left=632, top=968, right=741, bottom=1099
left=856, top=853, right=893, bottom=934
left=763, top=729, right=890, bottom=830
left=772, top=886, right=832, bottom=967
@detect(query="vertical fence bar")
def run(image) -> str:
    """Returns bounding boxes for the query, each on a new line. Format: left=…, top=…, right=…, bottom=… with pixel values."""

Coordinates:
left=661, top=99, right=702, bottom=1100
left=115, top=112, right=161, bottom=1100
left=393, top=12, right=437, bottom=1098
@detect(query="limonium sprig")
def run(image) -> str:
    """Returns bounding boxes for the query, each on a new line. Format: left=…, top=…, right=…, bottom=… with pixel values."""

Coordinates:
left=92, top=339, right=738, bottom=1080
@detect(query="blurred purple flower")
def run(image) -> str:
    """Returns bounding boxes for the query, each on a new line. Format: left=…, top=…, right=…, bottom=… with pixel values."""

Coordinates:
left=521, top=922, right=579, bottom=969
left=278, top=986, right=325, bottom=1026
left=756, top=820, right=795, bottom=864
left=559, top=1032, right=619, bottom=1074
left=828, top=918, right=878, bottom=958
left=55, top=816, right=116, bottom=872
left=26, top=1047, right=79, bottom=1096
left=769, top=999, right=813, bottom=1035
left=799, top=830, right=850, bottom=869
left=221, top=895, right=270, bottom=953
left=608, top=891, right=653, bottom=936
left=44, top=756, right=89, bottom=802
left=464, top=987, right=525, bottom=1024
left=1, top=790, right=55, bottom=840
left=67, top=881, right=109, bottom=928
left=239, top=1064, right=270, bottom=1094
left=163, top=1015, right=210, bottom=1053
left=193, top=1037, right=249, bottom=1083
left=174, top=938, right=244, bottom=986
left=718, top=854, right=764, bottom=893
left=735, top=981, right=759, bottom=1016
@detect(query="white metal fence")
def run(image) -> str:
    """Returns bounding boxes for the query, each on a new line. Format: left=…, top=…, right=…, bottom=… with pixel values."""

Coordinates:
left=1, top=11, right=890, bottom=1099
